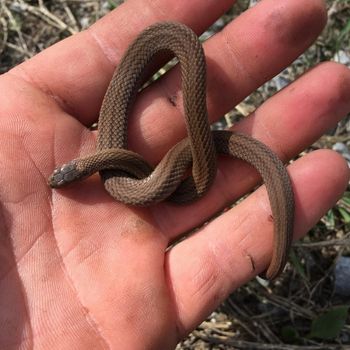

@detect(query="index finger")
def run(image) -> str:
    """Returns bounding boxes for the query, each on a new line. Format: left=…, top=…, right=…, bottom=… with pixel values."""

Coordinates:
left=9, top=0, right=234, bottom=125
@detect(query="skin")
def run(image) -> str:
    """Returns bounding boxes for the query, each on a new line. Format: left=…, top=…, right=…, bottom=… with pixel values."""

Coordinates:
left=0, top=0, right=349, bottom=348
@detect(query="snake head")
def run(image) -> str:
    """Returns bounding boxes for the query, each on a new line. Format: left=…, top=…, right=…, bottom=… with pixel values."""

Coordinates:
left=48, top=161, right=81, bottom=188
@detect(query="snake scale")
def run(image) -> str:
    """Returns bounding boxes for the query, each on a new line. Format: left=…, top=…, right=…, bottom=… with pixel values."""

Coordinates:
left=48, top=21, right=294, bottom=280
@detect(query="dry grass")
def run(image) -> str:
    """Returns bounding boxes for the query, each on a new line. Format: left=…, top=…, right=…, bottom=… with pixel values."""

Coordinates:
left=1, top=0, right=350, bottom=349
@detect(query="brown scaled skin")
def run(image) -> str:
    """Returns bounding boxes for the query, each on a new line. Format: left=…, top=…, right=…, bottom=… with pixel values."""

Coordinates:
left=49, top=22, right=294, bottom=280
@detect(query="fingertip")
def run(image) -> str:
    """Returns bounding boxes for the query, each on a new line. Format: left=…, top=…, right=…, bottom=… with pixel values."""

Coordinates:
left=291, top=149, right=349, bottom=238
left=314, top=62, right=350, bottom=113
left=307, top=0, right=327, bottom=31
left=312, top=148, right=349, bottom=191
left=294, top=148, right=349, bottom=193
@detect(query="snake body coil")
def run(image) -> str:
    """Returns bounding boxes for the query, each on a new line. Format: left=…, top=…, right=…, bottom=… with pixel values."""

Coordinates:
left=48, top=22, right=294, bottom=279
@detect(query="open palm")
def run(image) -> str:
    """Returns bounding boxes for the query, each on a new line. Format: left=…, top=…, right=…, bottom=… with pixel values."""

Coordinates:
left=0, top=0, right=349, bottom=349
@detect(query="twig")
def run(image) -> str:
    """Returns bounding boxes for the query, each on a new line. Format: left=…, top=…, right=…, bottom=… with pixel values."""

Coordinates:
left=0, top=16, right=8, bottom=54
left=60, top=0, right=79, bottom=32
left=13, top=0, right=77, bottom=35
left=193, top=332, right=346, bottom=350
left=5, top=41, right=31, bottom=56
left=294, top=238, right=350, bottom=248
left=2, top=3, right=31, bottom=57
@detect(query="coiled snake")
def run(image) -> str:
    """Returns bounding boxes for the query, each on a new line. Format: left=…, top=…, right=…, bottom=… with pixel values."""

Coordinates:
left=48, top=22, right=294, bottom=280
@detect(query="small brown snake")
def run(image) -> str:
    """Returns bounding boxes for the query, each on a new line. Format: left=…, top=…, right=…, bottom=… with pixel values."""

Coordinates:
left=48, top=21, right=294, bottom=280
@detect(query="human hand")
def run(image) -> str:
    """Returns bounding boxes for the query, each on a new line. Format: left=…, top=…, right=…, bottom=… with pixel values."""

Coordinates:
left=1, top=0, right=349, bottom=349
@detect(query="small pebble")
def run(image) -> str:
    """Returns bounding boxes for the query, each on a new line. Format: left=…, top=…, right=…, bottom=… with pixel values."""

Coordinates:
left=332, top=142, right=350, bottom=164
left=334, top=256, right=350, bottom=297
left=333, top=50, right=350, bottom=67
